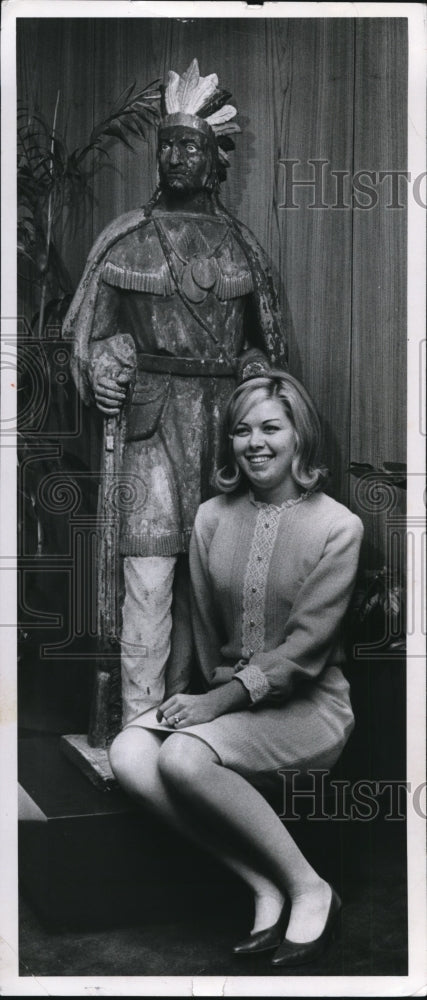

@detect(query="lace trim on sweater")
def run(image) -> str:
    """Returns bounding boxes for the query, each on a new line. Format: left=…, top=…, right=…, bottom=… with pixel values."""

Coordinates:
left=249, top=489, right=313, bottom=510
left=241, top=505, right=282, bottom=660
left=234, top=664, right=270, bottom=704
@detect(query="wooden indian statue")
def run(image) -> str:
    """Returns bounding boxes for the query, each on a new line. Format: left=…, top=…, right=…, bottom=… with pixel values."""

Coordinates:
left=64, top=59, right=288, bottom=740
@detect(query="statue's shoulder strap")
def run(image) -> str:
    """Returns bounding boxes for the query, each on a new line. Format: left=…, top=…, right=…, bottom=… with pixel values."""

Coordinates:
left=215, top=206, right=288, bottom=369
left=82, top=207, right=152, bottom=276
left=226, top=215, right=269, bottom=262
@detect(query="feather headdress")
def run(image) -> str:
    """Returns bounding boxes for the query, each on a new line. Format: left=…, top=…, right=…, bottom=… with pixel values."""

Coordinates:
left=161, top=58, right=240, bottom=170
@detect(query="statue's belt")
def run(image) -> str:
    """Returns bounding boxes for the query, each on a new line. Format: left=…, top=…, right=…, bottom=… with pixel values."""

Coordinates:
left=136, top=352, right=236, bottom=377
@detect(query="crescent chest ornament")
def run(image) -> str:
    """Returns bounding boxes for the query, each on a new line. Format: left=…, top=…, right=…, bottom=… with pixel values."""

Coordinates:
left=157, top=216, right=253, bottom=304
left=102, top=217, right=253, bottom=303
left=180, top=257, right=220, bottom=302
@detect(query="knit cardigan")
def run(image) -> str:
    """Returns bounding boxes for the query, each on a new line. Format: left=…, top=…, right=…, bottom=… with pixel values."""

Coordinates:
left=189, top=490, right=364, bottom=706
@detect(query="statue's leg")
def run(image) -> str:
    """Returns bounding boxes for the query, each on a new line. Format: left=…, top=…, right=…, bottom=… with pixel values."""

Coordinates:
left=121, top=555, right=176, bottom=726
left=165, top=554, right=194, bottom=698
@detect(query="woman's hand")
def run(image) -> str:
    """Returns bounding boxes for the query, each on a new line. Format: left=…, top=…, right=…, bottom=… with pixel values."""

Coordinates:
left=156, top=693, right=219, bottom=729
left=157, top=681, right=251, bottom=729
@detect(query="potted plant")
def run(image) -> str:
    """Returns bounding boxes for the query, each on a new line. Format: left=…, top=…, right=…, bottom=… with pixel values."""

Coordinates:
left=348, top=461, right=406, bottom=654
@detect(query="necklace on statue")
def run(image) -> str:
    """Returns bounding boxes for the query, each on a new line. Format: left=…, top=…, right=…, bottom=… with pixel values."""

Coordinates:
left=155, top=219, right=230, bottom=303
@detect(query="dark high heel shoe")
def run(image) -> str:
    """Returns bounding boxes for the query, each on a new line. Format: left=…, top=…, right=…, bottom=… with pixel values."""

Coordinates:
left=233, top=905, right=288, bottom=956
left=271, top=886, right=341, bottom=968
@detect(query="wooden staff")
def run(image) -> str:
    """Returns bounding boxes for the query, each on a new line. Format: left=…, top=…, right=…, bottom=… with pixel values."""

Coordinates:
left=88, top=414, right=122, bottom=747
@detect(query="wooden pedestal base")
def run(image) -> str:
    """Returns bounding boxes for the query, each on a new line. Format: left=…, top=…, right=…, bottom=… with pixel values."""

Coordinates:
left=61, top=734, right=116, bottom=790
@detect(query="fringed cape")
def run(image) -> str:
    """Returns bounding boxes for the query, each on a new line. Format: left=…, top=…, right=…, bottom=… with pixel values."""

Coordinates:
left=63, top=201, right=288, bottom=404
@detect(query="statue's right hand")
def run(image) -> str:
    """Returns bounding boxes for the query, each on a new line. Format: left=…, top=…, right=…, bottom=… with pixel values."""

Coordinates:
left=93, top=372, right=131, bottom=416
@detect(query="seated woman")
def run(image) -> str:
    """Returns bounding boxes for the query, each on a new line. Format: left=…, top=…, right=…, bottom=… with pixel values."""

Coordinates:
left=109, top=370, right=364, bottom=967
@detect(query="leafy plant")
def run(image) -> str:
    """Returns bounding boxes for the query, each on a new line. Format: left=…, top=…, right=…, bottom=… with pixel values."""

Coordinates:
left=348, top=461, right=406, bottom=489
left=18, top=80, right=160, bottom=335
left=348, top=461, right=406, bottom=652
left=17, top=78, right=161, bottom=571
left=350, top=567, right=405, bottom=652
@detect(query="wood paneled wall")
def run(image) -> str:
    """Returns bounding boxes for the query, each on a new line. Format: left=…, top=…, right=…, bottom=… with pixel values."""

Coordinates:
left=17, top=17, right=407, bottom=567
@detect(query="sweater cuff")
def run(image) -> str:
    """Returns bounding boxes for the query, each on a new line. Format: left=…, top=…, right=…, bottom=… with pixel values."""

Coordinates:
left=234, top=664, right=270, bottom=705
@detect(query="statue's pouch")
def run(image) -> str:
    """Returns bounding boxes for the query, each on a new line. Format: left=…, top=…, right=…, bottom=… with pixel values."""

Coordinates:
left=126, top=371, right=170, bottom=441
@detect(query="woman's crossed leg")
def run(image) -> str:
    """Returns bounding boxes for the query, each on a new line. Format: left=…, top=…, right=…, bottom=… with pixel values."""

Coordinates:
left=110, top=727, right=332, bottom=941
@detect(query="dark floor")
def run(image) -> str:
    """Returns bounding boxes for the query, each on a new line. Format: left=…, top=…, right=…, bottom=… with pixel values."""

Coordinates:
left=19, top=818, right=407, bottom=979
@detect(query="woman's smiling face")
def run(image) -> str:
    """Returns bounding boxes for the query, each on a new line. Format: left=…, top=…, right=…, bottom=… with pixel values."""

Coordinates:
left=231, top=393, right=299, bottom=504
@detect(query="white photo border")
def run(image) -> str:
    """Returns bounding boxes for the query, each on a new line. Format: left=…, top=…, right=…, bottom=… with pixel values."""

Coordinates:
left=1, top=1, right=425, bottom=995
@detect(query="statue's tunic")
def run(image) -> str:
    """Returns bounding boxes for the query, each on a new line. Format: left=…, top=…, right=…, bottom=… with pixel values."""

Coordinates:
left=88, top=211, right=267, bottom=557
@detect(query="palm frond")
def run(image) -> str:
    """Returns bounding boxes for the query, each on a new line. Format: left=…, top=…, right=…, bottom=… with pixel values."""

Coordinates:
left=18, top=79, right=160, bottom=331
left=86, top=78, right=161, bottom=152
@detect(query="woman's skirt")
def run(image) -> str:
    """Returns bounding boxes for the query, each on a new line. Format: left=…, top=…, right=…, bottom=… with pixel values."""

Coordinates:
left=125, top=665, right=354, bottom=787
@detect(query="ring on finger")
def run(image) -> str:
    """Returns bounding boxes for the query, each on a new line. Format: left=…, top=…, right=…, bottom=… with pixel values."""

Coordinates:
left=174, top=715, right=180, bottom=726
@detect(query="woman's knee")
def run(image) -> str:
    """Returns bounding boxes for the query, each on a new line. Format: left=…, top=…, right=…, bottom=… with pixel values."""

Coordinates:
left=158, top=734, right=218, bottom=789
left=109, top=727, right=160, bottom=788
left=109, top=729, right=137, bottom=783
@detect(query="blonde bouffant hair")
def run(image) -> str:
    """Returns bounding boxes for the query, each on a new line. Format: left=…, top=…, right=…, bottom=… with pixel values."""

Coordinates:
left=216, top=371, right=329, bottom=494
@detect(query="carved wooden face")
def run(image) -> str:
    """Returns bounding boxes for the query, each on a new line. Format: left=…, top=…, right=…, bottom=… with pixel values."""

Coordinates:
left=158, top=125, right=214, bottom=195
